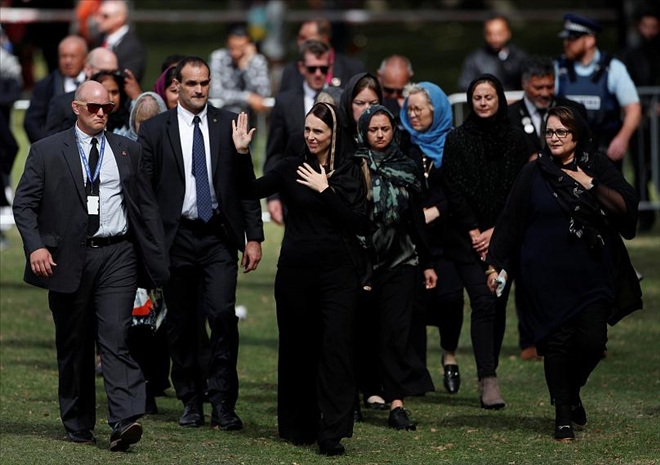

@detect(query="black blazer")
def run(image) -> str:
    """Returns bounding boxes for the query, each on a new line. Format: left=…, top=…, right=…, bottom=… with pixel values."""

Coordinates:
left=100, top=28, right=147, bottom=84
left=44, top=90, right=76, bottom=137
left=138, top=105, right=264, bottom=252
left=23, top=70, right=67, bottom=143
left=263, top=88, right=306, bottom=174
left=278, top=50, right=365, bottom=93
left=13, top=129, right=170, bottom=293
left=508, top=96, right=588, bottom=155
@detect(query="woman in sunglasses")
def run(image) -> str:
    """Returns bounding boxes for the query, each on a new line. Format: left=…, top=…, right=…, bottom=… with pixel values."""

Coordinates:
left=486, top=106, right=642, bottom=441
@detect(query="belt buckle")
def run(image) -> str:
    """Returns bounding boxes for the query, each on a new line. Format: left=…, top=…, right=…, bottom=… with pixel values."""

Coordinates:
left=88, top=238, right=101, bottom=248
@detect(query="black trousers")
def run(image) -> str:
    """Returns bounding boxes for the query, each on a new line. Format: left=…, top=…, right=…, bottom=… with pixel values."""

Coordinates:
left=163, top=219, right=239, bottom=407
left=537, top=300, right=609, bottom=408
left=454, top=256, right=510, bottom=379
left=49, top=240, right=145, bottom=431
left=356, top=265, right=434, bottom=403
left=275, top=265, right=358, bottom=443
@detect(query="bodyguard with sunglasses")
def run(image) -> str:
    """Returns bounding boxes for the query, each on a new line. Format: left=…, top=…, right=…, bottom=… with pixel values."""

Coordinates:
left=13, top=81, right=169, bottom=451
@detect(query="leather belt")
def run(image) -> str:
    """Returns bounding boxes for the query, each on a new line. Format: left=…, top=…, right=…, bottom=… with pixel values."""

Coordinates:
left=87, top=235, right=127, bottom=248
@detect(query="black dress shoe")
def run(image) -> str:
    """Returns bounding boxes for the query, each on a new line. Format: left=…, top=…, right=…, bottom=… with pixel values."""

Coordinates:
left=66, top=429, right=96, bottom=444
left=318, top=439, right=345, bottom=456
left=554, top=423, right=575, bottom=441
left=388, top=407, right=416, bottom=431
left=109, top=420, right=142, bottom=452
left=211, top=403, right=243, bottom=430
left=179, top=401, right=204, bottom=427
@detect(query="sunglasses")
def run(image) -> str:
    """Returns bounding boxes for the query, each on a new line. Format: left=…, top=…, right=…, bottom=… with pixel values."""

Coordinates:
left=74, top=101, right=114, bottom=114
left=305, top=65, right=330, bottom=74
left=383, top=86, right=404, bottom=97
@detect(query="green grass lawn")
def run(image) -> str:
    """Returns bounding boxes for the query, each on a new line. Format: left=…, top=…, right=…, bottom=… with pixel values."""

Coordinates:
left=1, top=115, right=659, bottom=464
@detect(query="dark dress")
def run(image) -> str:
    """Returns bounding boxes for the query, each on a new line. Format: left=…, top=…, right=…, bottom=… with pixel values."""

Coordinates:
left=488, top=152, right=642, bottom=409
left=246, top=155, right=370, bottom=444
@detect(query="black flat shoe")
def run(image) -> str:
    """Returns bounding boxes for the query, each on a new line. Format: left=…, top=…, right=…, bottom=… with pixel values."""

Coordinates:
left=554, top=423, right=575, bottom=441
left=318, top=439, right=345, bottom=456
left=388, top=407, right=416, bottom=431
left=66, top=429, right=96, bottom=444
left=109, top=420, right=142, bottom=452
left=554, top=405, right=575, bottom=441
left=443, top=364, right=461, bottom=394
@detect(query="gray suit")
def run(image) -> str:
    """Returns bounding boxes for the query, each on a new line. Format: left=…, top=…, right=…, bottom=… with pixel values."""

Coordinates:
left=13, top=128, right=169, bottom=432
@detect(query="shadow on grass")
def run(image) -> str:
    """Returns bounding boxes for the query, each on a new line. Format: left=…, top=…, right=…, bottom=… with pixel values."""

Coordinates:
left=0, top=419, right=64, bottom=442
left=1, top=338, right=55, bottom=350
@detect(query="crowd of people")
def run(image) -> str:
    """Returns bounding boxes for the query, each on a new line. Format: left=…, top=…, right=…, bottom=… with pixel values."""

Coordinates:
left=3, top=0, right=655, bottom=456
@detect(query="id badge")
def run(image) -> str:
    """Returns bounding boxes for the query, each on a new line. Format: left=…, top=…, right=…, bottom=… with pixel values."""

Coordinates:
left=87, top=195, right=100, bottom=215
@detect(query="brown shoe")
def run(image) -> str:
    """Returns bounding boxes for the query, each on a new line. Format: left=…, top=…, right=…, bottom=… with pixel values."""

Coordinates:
left=521, top=346, right=542, bottom=361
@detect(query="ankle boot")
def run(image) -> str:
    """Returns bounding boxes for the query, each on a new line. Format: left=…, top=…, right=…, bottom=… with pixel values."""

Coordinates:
left=479, top=376, right=506, bottom=410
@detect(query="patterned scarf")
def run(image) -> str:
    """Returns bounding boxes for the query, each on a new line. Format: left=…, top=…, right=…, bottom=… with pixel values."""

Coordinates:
left=354, top=105, right=421, bottom=225
left=537, top=150, right=607, bottom=249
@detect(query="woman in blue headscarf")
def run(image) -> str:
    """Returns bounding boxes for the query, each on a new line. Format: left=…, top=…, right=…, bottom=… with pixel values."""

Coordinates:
left=354, top=104, right=436, bottom=431
left=400, top=82, right=466, bottom=396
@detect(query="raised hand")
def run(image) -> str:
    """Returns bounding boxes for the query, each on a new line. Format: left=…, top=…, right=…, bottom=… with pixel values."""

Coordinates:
left=232, top=112, right=256, bottom=154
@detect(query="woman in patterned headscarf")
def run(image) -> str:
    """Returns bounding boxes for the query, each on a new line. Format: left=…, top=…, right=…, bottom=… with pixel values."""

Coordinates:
left=236, top=102, right=371, bottom=456
left=353, top=104, right=436, bottom=432
left=487, top=106, right=641, bottom=441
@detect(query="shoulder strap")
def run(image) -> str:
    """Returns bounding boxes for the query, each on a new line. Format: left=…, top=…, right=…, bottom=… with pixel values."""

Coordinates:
left=592, top=52, right=613, bottom=83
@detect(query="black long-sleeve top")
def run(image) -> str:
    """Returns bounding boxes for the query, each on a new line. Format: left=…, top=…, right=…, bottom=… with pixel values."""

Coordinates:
left=245, top=156, right=372, bottom=269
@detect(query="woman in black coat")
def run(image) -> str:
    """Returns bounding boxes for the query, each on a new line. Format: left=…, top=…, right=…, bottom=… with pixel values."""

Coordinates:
left=486, top=106, right=642, bottom=440
left=441, top=74, right=529, bottom=409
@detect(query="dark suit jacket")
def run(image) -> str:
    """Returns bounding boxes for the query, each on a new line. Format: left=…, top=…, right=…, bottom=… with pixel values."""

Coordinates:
left=100, top=28, right=147, bottom=84
left=24, top=71, right=67, bottom=143
left=508, top=96, right=588, bottom=155
left=138, top=105, right=264, bottom=253
left=12, top=129, right=170, bottom=293
left=263, top=88, right=306, bottom=174
left=278, top=50, right=365, bottom=93
left=45, top=90, right=76, bottom=137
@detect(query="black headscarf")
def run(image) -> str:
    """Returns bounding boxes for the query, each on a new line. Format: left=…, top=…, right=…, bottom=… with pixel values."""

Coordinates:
left=339, top=72, right=383, bottom=141
left=462, top=73, right=511, bottom=159
left=354, top=105, right=420, bottom=225
left=536, top=106, right=608, bottom=249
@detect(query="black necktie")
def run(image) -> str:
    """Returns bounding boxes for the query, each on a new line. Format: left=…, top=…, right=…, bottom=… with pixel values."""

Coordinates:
left=87, top=137, right=100, bottom=235
left=537, top=109, right=548, bottom=148
left=192, top=116, right=213, bottom=222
